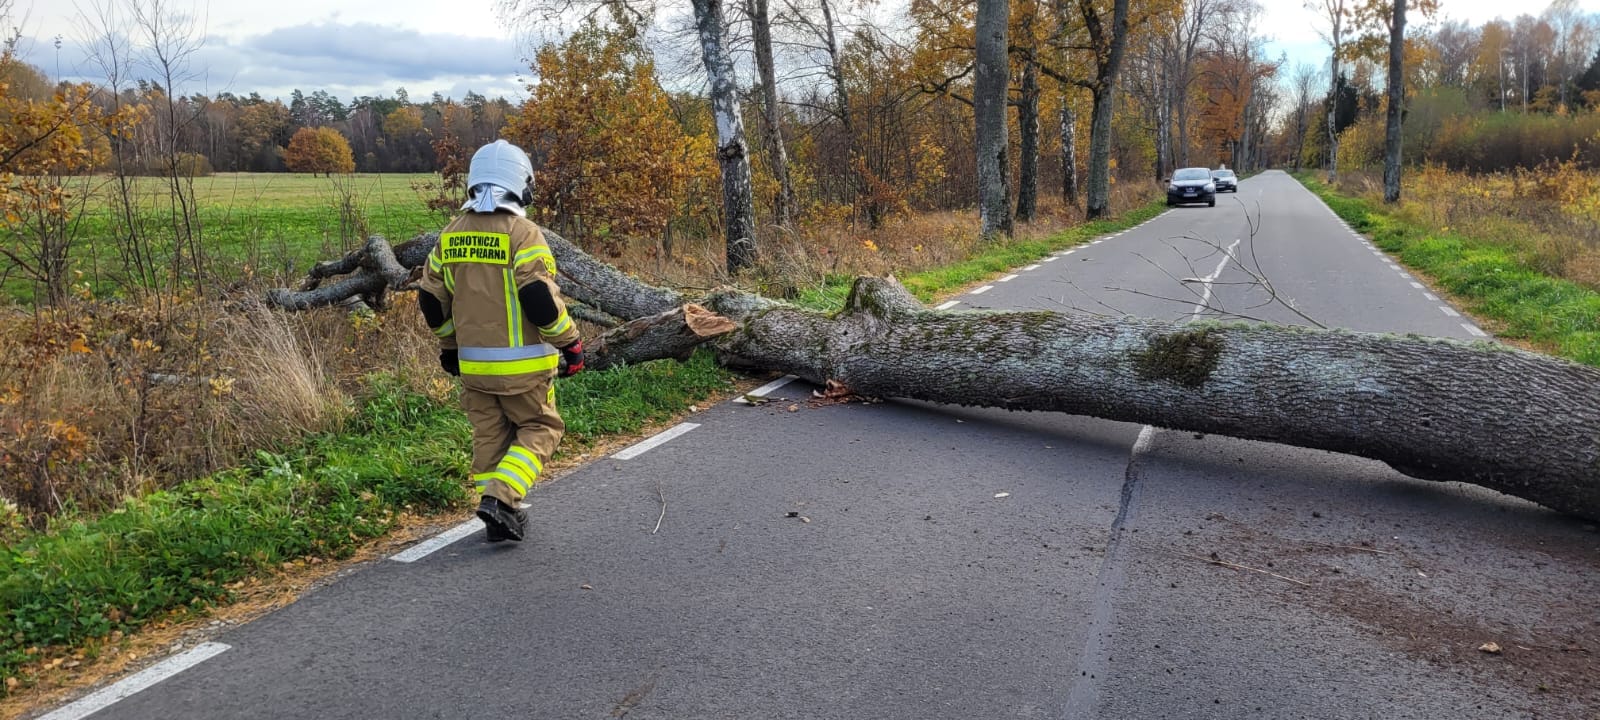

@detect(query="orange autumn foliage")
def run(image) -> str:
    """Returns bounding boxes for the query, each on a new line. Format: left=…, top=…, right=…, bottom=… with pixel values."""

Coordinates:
left=504, top=23, right=716, bottom=243
left=283, top=126, right=356, bottom=176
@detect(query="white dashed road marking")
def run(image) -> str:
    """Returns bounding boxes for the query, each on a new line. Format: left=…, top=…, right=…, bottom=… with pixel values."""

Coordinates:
left=37, top=643, right=232, bottom=720
left=971, top=285, right=994, bottom=295
left=1043, top=256, right=1059, bottom=262
left=999, top=274, right=1019, bottom=282
left=1410, top=282, right=1425, bottom=289
left=1424, top=293, right=1438, bottom=301
left=1024, top=264, right=1041, bottom=271
left=935, top=300, right=960, bottom=310
left=1463, top=324, right=1488, bottom=337
left=1440, top=307, right=1460, bottom=317
left=747, top=375, right=799, bottom=398
left=613, top=423, right=701, bottom=460
left=390, top=521, right=482, bottom=563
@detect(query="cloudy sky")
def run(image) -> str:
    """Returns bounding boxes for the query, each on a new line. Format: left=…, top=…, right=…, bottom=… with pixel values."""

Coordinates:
left=11, top=0, right=1572, bottom=105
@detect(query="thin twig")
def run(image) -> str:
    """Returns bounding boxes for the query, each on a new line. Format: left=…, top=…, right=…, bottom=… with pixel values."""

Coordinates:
left=652, top=481, right=666, bottom=534
left=1170, top=550, right=1312, bottom=587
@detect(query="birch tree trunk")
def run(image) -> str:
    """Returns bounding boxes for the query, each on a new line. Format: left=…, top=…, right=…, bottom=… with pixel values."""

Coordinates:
left=1322, top=0, right=1345, bottom=184
left=975, top=0, right=1013, bottom=238
left=1016, top=57, right=1041, bottom=224
left=1060, top=104, right=1079, bottom=204
left=691, top=0, right=758, bottom=273
left=747, top=0, right=795, bottom=228
left=1382, top=0, right=1406, bottom=204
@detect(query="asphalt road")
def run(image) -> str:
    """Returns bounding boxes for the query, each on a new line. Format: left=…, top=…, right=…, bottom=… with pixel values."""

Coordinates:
left=36, top=171, right=1600, bottom=719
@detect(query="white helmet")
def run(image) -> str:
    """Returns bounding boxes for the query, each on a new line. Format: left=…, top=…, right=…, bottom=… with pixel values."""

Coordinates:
left=467, top=140, right=534, bottom=206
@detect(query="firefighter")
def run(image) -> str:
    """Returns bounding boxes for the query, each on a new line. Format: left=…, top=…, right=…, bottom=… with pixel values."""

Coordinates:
left=417, top=139, right=584, bottom=543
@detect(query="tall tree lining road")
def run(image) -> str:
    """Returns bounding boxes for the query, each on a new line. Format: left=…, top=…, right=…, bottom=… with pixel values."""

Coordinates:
left=43, top=172, right=1599, bottom=720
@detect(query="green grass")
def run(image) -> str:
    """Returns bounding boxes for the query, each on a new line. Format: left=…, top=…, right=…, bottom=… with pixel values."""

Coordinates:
left=14, top=173, right=441, bottom=301
left=1297, top=174, right=1600, bottom=366
left=793, top=200, right=1169, bottom=311
left=0, top=354, right=733, bottom=688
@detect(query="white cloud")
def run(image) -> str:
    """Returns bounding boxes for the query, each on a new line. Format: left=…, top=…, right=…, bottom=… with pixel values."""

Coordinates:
left=13, top=0, right=533, bottom=102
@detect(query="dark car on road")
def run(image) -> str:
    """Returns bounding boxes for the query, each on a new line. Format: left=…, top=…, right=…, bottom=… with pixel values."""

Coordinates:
left=1211, top=168, right=1237, bottom=193
left=1166, top=167, right=1215, bottom=207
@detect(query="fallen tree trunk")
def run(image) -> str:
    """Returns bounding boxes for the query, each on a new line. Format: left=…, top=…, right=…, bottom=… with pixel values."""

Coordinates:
left=267, top=229, right=1600, bottom=522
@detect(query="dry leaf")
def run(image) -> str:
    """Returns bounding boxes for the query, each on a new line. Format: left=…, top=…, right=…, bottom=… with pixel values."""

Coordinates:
left=787, top=404, right=799, bottom=413
left=1478, top=642, right=1502, bottom=654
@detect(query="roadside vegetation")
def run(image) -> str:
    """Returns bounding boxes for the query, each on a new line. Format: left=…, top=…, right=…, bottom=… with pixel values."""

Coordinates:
left=1298, top=166, right=1600, bottom=366
left=6, top=0, right=1598, bottom=705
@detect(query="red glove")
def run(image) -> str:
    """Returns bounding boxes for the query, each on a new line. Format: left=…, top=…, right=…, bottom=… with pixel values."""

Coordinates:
left=558, top=340, right=585, bottom=377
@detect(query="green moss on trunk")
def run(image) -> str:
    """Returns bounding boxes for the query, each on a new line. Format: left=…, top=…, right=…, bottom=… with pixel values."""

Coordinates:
left=1132, top=328, right=1223, bottom=388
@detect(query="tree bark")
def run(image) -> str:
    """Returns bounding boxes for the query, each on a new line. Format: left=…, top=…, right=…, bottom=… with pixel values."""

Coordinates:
left=975, top=0, right=1013, bottom=239
left=1084, top=85, right=1116, bottom=218
left=1382, top=0, right=1406, bottom=204
left=747, top=0, right=795, bottom=228
left=269, top=231, right=1600, bottom=523
left=1016, top=57, right=1041, bottom=224
left=690, top=0, right=758, bottom=273
left=1060, top=104, right=1078, bottom=204
left=1080, top=0, right=1130, bottom=220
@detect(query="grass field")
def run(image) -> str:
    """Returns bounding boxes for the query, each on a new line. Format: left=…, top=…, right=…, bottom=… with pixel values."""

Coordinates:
left=17, top=173, right=443, bottom=300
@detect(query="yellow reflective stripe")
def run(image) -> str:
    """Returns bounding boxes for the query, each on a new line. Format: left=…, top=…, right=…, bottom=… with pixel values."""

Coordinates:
left=427, top=252, right=442, bottom=272
left=488, top=469, right=528, bottom=495
left=458, top=355, right=560, bottom=376
left=432, top=318, right=455, bottom=338
left=538, top=312, right=573, bottom=338
left=503, top=445, right=544, bottom=476
left=547, top=384, right=555, bottom=406
left=514, top=246, right=556, bottom=274
left=473, top=470, right=527, bottom=495
left=503, top=269, right=522, bottom=346
left=443, top=267, right=455, bottom=293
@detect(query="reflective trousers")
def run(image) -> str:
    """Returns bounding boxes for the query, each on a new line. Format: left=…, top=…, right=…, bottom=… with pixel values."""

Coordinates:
left=459, top=382, right=563, bottom=507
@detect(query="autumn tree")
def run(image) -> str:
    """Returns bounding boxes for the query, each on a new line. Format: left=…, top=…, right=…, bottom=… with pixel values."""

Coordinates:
left=283, top=126, right=355, bottom=176
left=0, top=37, right=141, bottom=305
left=503, top=23, right=715, bottom=244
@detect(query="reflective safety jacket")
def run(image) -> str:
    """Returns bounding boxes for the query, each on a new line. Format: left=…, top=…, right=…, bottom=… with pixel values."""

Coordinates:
left=419, top=211, right=580, bottom=395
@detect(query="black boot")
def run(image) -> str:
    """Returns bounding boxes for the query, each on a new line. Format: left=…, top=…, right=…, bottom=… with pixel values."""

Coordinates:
left=476, top=496, right=527, bottom=543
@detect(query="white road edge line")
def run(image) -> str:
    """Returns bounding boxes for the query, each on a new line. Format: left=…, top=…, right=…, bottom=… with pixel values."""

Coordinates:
left=1059, top=249, right=1075, bottom=255
left=1440, top=307, right=1460, bottom=317
left=37, top=643, right=231, bottom=720
left=1463, top=324, right=1488, bottom=337
left=1424, top=293, right=1439, bottom=301
left=1399, top=272, right=1414, bottom=279
left=1024, top=264, right=1041, bottom=271
left=390, top=520, right=482, bottom=562
left=971, top=285, right=994, bottom=295
left=747, top=375, right=799, bottom=398
left=613, top=423, right=701, bottom=460
left=1410, top=282, right=1425, bottom=289
left=999, top=274, right=1019, bottom=282
left=935, top=300, right=961, bottom=310
left=1043, top=256, right=1059, bottom=262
